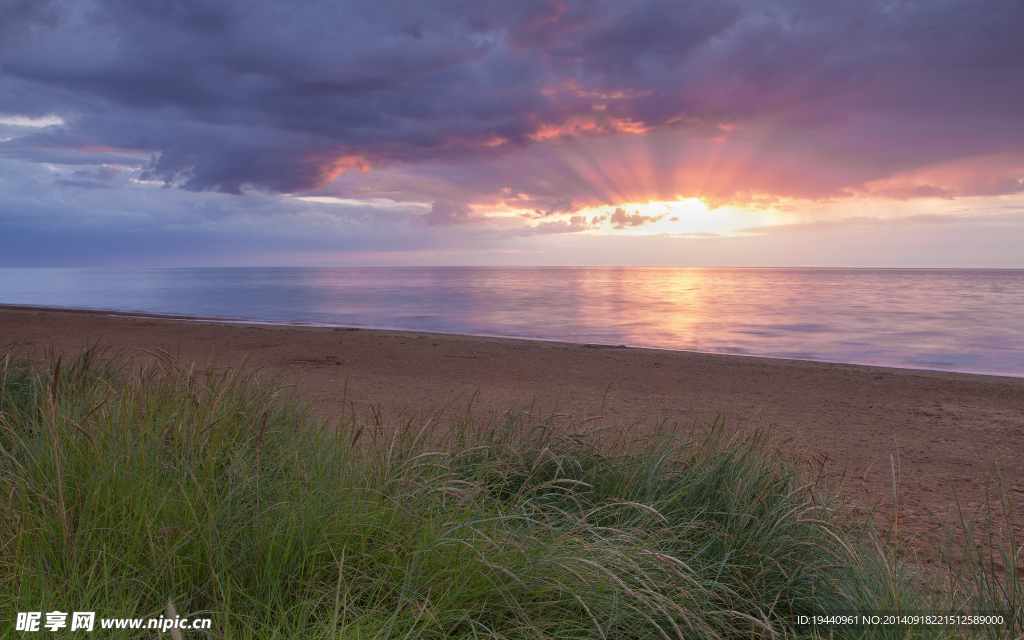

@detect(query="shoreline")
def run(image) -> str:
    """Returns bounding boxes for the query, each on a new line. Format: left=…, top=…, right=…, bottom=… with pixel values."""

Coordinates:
left=3, top=303, right=1020, bottom=381
left=3, top=303, right=1023, bottom=546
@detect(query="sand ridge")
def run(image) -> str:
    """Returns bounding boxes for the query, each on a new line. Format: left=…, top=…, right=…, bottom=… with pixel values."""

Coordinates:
left=3, top=304, right=1023, bottom=547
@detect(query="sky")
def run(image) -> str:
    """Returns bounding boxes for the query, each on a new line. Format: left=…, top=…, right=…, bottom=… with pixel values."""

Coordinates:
left=2, top=0, right=1024, bottom=267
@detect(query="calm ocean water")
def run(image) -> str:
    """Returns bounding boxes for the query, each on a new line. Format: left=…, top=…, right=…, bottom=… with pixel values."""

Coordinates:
left=1, top=267, right=1022, bottom=377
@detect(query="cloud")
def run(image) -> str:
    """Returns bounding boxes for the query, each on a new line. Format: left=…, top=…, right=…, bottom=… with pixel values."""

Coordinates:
left=515, top=214, right=591, bottom=236
left=861, top=153, right=1024, bottom=200
left=423, top=200, right=471, bottom=226
left=870, top=185, right=955, bottom=201
left=0, top=114, right=64, bottom=127
left=0, top=0, right=60, bottom=53
left=2, top=0, right=1024, bottom=269
left=609, top=206, right=664, bottom=228
left=1, top=0, right=1021, bottom=200
left=734, top=211, right=1024, bottom=238
left=53, top=178, right=114, bottom=189
left=4, top=150, right=1024, bottom=268
left=0, top=156, right=465, bottom=266
left=82, top=165, right=120, bottom=180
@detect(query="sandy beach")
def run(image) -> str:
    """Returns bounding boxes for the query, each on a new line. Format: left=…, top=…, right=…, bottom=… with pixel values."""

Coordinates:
left=3, top=304, right=1022, bottom=548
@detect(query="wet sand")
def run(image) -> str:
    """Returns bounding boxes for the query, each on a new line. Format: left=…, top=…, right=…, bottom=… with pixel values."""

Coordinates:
left=3, top=304, right=1023, bottom=547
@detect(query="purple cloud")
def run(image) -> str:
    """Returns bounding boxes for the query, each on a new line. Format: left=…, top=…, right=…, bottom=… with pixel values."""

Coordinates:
left=423, top=200, right=471, bottom=226
left=0, top=0, right=1022, bottom=203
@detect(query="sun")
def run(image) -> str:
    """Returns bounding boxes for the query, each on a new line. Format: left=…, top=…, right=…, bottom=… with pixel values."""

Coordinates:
left=578, top=198, right=776, bottom=237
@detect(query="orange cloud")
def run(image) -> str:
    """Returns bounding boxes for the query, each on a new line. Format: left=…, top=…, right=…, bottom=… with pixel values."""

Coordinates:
left=539, top=79, right=652, bottom=101
left=529, top=114, right=650, bottom=141
left=318, top=155, right=371, bottom=185
left=608, top=117, right=650, bottom=135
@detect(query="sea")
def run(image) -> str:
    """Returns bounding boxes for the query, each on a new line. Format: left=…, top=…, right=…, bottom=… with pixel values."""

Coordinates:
left=1, top=267, right=1022, bottom=377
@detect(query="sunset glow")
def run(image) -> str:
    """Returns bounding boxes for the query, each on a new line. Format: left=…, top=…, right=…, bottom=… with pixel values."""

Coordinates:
left=2, top=0, right=1023, bottom=266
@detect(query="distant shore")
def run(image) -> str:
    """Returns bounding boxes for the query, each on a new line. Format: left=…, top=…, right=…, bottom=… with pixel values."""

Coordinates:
left=3, top=303, right=1023, bottom=544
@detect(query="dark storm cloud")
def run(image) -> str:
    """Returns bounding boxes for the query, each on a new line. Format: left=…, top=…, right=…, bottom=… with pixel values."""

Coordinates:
left=2, top=0, right=1023, bottom=195
left=0, top=0, right=60, bottom=53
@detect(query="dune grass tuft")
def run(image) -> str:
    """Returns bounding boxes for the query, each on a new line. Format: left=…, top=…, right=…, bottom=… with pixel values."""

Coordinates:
left=0, top=347, right=1020, bottom=638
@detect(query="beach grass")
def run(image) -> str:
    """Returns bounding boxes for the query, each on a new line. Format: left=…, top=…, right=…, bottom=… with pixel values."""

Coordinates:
left=0, top=347, right=1020, bottom=638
